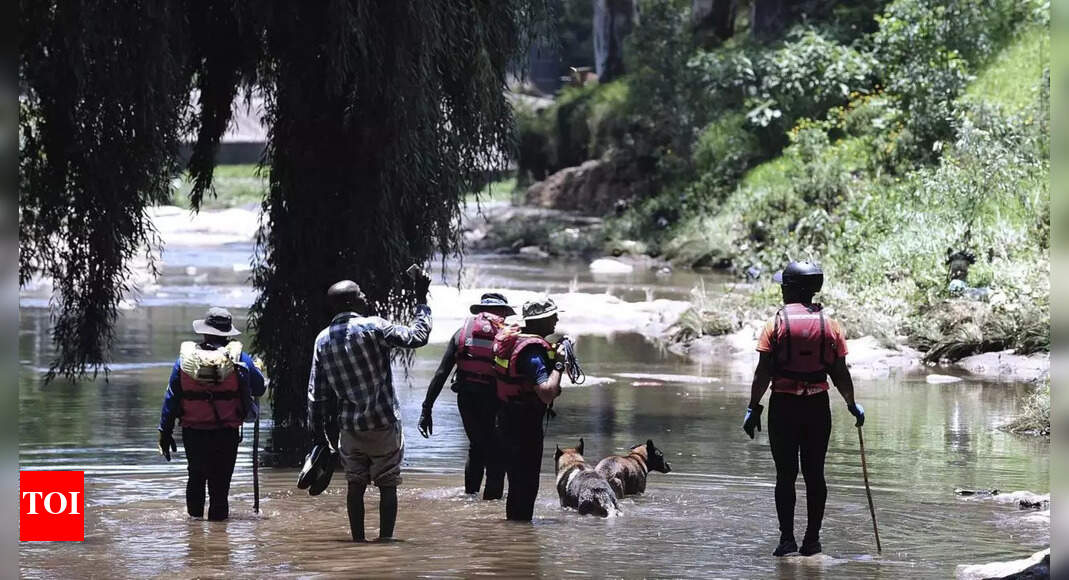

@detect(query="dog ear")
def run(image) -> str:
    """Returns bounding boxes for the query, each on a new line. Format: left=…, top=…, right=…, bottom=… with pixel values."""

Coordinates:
left=647, top=439, right=654, bottom=450
left=577, top=438, right=584, bottom=455
left=555, top=445, right=563, bottom=462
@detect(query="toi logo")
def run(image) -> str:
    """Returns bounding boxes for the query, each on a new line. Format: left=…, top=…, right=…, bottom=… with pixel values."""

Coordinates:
left=20, top=471, right=85, bottom=541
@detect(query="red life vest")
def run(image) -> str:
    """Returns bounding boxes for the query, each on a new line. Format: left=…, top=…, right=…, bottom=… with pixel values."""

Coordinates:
left=492, top=323, right=554, bottom=401
left=770, top=303, right=839, bottom=395
left=455, top=313, right=505, bottom=386
left=178, top=342, right=245, bottom=429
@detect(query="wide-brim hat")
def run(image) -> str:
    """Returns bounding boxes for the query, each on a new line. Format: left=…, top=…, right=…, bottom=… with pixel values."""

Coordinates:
left=522, top=297, right=564, bottom=321
left=192, top=307, right=241, bottom=337
left=470, top=292, right=516, bottom=315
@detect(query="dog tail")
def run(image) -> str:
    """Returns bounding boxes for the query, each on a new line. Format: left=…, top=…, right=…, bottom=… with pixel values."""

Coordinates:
left=579, top=486, right=620, bottom=518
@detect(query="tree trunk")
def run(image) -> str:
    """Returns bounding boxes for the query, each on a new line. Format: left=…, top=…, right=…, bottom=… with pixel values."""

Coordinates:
left=593, top=0, right=636, bottom=83
left=692, top=0, right=736, bottom=46
left=751, top=0, right=787, bottom=41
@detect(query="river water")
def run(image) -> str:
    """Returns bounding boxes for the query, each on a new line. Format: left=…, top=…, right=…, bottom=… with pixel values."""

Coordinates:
left=19, top=237, right=1049, bottom=579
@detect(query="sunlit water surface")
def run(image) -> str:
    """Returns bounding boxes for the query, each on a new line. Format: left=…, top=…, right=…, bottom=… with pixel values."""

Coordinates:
left=19, top=243, right=1048, bottom=579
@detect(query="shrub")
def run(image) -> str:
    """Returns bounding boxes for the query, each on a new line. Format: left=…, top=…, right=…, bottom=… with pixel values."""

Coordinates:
left=872, top=0, right=1036, bottom=159
left=691, top=112, right=763, bottom=202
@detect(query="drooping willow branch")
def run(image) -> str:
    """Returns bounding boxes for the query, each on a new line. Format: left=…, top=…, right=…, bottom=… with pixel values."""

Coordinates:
left=20, top=1, right=543, bottom=448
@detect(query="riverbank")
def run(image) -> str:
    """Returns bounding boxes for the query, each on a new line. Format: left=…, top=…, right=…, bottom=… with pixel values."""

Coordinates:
left=142, top=203, right=1049, bottom=384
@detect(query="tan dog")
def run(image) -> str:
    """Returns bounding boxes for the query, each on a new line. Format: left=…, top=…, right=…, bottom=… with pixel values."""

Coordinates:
left=554, top=438, right=619, bottom=517
left=595, top=439, right=672, bottom=498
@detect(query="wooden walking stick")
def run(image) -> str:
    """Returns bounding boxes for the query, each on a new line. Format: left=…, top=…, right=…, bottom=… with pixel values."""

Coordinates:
left=253, top=397, right=260, bottom=514
left=857, top=426, right=882, bottom=553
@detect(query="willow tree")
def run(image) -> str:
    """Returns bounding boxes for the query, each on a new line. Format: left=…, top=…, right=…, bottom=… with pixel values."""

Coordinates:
left=20, top=0, right=542, bottom=464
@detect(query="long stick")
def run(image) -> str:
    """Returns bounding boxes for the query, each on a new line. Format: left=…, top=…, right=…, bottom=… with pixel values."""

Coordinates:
left=857, top=426, right=881, bottom=553
left=253, top=398, right=260, bottom=514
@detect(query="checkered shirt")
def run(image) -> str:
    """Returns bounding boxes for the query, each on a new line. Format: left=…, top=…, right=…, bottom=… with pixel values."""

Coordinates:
left=308, top=305, right=431, bottom=433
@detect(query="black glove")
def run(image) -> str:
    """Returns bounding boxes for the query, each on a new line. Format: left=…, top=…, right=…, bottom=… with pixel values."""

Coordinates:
left=415, top=272, right=431, bottom=303
left=158, top=431, right=177, bottom=461
left=848, top=402, right=866, bottom=428
left=418, top=406, right=433, bottom=438
left=743, top=403, right=764, bottom=439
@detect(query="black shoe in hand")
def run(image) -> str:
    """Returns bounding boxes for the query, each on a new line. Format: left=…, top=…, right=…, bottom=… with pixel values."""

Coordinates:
left=799, top=536, right=822, bottom=556
left=773, top=537, right=798, bottom=557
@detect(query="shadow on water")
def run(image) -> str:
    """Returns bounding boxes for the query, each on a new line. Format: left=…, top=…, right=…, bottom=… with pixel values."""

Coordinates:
left=19, top=253, right=1048, bottom=578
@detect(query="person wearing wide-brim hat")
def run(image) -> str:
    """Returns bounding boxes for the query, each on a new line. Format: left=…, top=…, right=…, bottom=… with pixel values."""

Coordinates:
left=158, top=307, right=265, bottom=521
left=490, top=296, right=571, bottom=521
left=420, top=292, right=516, bottom=500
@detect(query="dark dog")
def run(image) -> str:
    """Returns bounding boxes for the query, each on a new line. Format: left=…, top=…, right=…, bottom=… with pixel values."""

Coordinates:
left=554, top=438, right=619, bottom=517
left=595, top=439, right=672, bottom=498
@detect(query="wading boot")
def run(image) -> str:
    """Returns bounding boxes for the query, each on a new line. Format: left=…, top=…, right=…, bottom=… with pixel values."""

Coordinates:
left=799, top=535, right=822, bottom=556
left=773, top=535, right=798, bottom=557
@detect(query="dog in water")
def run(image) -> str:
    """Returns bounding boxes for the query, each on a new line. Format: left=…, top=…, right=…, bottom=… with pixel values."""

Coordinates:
left=554, top=438, right=619, bottom=517
left=595, top=439, right=672, bottom=498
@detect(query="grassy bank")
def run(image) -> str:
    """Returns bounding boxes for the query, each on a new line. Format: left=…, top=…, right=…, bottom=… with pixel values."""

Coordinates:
left=518, top=0, right=1049, bottom=367
left=170, top=166, right=518, bottom=210
left=170, top=164, right=268, bottom=209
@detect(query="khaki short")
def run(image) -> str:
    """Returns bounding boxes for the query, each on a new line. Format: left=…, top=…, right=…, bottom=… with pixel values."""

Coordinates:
left=339, top=422, right=404, bottom=487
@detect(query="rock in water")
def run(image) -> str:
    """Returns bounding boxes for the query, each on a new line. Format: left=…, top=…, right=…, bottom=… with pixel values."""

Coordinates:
left=926, top=374, right=964, bottom=384
left=956, top=549, right=1049, bottom=580
left=590, top=258, right=634, bottom=274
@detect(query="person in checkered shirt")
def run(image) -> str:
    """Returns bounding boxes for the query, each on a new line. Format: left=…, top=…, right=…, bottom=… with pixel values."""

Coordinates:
left=308, top=276, right=431, bottom=542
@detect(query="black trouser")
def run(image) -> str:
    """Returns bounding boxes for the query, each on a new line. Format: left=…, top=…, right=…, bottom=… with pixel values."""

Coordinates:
left=496, top=397, right=546, bottom=521
left=457, top=388, right=505, bottom=499
left=182, top=427, right=240, bottom=521
left=768, top=390, right=831, bottom=541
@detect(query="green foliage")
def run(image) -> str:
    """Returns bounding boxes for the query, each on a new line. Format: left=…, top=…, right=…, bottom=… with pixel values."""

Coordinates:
left=625, top=0, right=704, bottom=182
left=170, top=165, right=268, bottom=209
left=691, top=112, right=763, bottom=202
left=747, top=27, right=877, bottom=135
left=963, top=26, right=1050, bottom=114
left=872, top=0, right=1040, bottom=159
left=1002, top=378, right=1051, bottom=437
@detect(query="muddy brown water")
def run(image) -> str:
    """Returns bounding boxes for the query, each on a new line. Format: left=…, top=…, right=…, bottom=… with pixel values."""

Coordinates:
left=19, top=247, right=1049, bottom=578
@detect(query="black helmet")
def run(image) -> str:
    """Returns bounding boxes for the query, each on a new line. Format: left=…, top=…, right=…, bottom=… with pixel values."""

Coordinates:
left=297, top=444, right=338, bottom=496
left=774, top=261, right=824, bottom=294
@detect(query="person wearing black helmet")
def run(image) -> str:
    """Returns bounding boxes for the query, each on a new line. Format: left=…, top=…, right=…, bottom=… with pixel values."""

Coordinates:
left=743, top=261, right=865, bottom=557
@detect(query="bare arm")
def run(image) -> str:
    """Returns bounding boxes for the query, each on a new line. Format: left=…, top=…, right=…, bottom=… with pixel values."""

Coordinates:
left=748, top=352, right=774, bottom=408
left=828, top=357, right=856, bottom=406
left=423, top=330, right=459, bottom=410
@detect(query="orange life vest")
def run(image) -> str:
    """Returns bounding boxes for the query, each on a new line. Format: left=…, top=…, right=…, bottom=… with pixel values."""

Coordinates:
left=177, top=341, right=245, bottom=429
left=492, top=323, right=555, bottom=401
left=455, top=312, right=505, bottom=386
left=770, top=303, right=839, bottom=395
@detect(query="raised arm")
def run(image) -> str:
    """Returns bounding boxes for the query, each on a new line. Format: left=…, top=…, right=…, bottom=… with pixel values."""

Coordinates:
left=380, top=305, right=432, bottom=349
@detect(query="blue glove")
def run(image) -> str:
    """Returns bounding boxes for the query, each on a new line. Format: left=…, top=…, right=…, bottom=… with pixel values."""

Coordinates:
left=848, top=402, right=865, bottom=427
left=743, top=403, right=763, bottom=439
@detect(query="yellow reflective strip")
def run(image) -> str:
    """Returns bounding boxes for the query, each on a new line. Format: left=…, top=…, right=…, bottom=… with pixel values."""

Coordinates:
left=494, top=356, right=510, bottom=368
